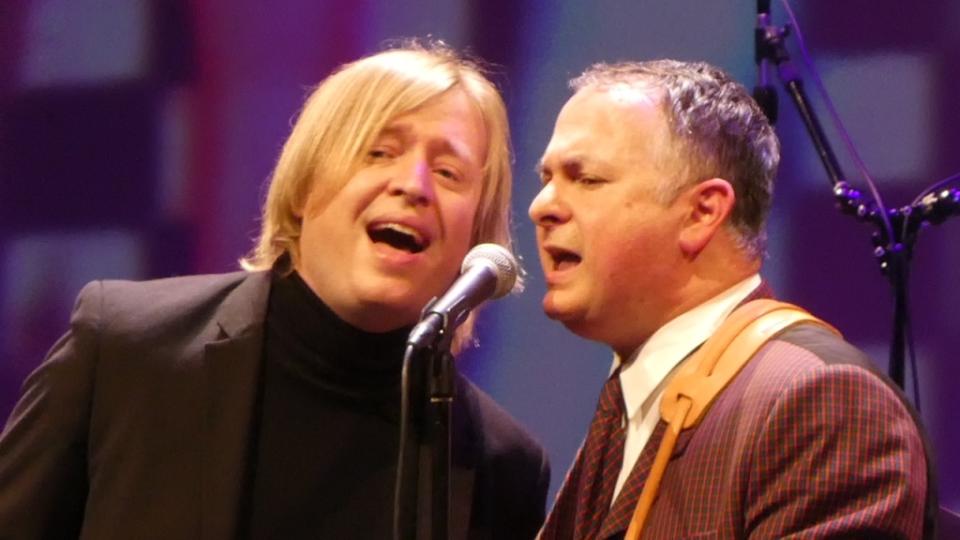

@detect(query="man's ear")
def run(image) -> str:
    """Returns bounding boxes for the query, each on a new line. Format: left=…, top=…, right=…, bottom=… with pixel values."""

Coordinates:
left=678, top=178, right=736, bottom=256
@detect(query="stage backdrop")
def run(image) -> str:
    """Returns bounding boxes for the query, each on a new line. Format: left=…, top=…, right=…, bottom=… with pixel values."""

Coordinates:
left=1, top=0, right=958, bottom=509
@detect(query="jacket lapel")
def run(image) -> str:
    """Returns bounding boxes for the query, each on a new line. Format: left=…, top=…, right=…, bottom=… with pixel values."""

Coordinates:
left=199, top=272, right=271, bottom=539
left=743, top=280, right=774, bottom=304
left=597, top=279, right=774, bottom=539
left=598, top=421, right=665, bottom=539
left=450, top=465, right=476, bottom=540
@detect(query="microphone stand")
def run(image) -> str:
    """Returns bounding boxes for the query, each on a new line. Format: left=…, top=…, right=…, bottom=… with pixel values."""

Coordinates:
left=755, top=17, right=960, bottom=390
left=394, top=307, right=455, bottom=540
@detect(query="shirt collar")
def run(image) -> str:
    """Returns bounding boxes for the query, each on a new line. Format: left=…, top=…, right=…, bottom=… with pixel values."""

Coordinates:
left=615, top=274, right=762, bottom=421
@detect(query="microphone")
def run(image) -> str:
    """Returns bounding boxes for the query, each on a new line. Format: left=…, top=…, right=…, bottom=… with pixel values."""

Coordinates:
left=407, top=243, right=519, bottom=349
left=753, top=0, right=779, bottom=124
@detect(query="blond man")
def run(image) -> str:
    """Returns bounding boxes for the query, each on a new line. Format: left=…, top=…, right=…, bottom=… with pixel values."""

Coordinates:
left=0, top=44, right=549, bottom=539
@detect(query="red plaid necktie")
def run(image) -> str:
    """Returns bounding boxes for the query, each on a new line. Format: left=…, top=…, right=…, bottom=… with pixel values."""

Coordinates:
left=541, top=372, right=626, bottom=539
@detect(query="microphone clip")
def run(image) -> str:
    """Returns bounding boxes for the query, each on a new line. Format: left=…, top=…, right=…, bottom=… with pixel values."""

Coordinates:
left=408, top=298, right=456, bottom=351
left=755, top=20, right=791, bottom=68
left=754, top=16, right=792, bottom=125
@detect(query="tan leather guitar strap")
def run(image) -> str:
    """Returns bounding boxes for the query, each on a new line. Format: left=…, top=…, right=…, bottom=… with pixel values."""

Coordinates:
left=623, top=299, right=840, bottom=540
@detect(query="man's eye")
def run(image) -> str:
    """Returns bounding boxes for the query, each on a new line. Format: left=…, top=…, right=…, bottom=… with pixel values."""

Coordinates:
left=367, top=148, right=394, bottom=161
left=435, top=168, right=461, bottom=182
left=577, top=176, right=605, bottom=186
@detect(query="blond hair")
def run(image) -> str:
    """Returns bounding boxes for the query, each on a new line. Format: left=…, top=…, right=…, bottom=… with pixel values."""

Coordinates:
left=242, top=42, right=515, bottom=349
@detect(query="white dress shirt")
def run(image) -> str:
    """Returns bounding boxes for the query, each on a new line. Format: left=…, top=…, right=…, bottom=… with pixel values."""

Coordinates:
left=610, top=274, right=762, bottom=502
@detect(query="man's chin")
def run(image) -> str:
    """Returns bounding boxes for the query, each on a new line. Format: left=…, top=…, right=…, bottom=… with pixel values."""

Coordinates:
left=542, top=297, right=582, bottom=325
left=350, top=287, right=429, bottom=331
left=544, top=297, right=607, bottom=343
left=352, top=300, right=421, bottom=333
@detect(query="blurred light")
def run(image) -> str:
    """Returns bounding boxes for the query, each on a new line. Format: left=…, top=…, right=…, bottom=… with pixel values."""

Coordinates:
left=794, top=53, right=934, bottom=186
left=20, top=0, right=150, bottom=88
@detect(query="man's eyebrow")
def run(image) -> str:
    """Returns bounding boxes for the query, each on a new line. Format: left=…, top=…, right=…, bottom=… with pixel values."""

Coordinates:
left=433, top=138, right=474, bottom=161
left=375, top=124, right=409, bottom=140
left=378, top=121, right=481, bottom=165
left=563, top=159, right=584, bottom=177
left=536, top=157, right=587, bottom=177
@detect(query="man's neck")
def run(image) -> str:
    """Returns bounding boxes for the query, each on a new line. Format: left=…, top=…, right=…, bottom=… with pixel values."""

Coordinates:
left=611, top=257, right=761, bottom=359
left=613, top=271, right=762, bottom=360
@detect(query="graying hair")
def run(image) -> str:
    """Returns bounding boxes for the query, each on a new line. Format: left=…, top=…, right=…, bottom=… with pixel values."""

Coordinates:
left=571, top=60, right=780, bottom=259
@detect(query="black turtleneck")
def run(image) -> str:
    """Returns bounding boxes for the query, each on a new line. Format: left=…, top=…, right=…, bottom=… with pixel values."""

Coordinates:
left=247, top=270, right=410, bottom=539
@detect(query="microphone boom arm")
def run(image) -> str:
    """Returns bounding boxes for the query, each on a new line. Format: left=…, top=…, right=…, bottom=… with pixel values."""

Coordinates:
left=755, top=11, right=960, bottom=390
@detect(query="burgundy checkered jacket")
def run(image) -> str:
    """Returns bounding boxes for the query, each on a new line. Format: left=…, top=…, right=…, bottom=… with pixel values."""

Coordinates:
left=541, top=322, right=933, bottom=539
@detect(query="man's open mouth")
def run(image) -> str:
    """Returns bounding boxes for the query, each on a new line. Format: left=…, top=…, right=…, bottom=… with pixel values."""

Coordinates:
left=547, top=247, right=581, bottom=271
left=368, top=223, right=429, bottom=254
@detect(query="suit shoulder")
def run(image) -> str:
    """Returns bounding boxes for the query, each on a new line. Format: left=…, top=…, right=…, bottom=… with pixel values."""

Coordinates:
left=768, top=322, right=915, bottom=402
left=97, top=271, right=251, bottom=305
left=746, top=324, right=924, bottom=443
left=79, top=270, right=267, bottom=340
left=774, top=322, right=876, bottom=371
left=742, top=323, right=892, bottom=399
left=457, top=376, right=547, bottom=461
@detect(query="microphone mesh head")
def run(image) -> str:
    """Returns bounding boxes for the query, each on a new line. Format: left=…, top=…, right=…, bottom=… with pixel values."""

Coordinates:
left=461, top=243, right=519, bottom=299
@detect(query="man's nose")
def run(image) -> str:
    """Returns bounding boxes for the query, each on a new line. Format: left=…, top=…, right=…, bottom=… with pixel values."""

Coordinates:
left=389, top=154, right=434, bottom=205
left=528, top=182, right=568, bottom=226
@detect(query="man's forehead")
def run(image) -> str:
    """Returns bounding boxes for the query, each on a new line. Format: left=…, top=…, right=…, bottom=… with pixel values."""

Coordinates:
left=557, top=84, right=665, bottom=129
left=377, top=92, right=487, bottom=166
left=538, top=83, right=673, bottom=178
left=570, top=81, right=664, bottom=109
left=547, top=87, right=664, bottom=146
left=599, top=81, right=663, bottom=107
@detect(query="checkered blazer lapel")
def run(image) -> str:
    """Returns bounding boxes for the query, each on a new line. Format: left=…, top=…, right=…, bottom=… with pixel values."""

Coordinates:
left=597, top=415, right=701, bottom=538
left=596, top=420, right=663, bottom=539
left=540, top=372, right=626, bottom=540
left=596, top=279, right=775, bottom=539
left=542, top=280, right=774, bottom=540
left=538, top=445, right=584, bottom=538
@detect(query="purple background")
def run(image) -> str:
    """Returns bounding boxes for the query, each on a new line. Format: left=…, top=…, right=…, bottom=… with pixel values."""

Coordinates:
left=1, top=0, right=957, bottom=508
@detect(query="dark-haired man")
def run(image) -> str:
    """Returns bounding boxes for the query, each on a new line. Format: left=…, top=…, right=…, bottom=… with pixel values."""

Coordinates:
left=533, top=60, right=931, bottom=539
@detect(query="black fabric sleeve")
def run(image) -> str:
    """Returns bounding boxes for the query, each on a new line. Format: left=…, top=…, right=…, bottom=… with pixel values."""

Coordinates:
left=0, top=281, right=101, bottom=539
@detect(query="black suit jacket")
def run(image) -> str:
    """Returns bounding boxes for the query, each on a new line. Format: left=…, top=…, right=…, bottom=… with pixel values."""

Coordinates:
left=0, top=271, right=550, bottom=539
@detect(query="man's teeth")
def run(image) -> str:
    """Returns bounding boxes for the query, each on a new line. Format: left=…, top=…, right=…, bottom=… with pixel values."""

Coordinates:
left=380, top=223, right=421, bottom=241
left=369, top=223, right=427, bottom=253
